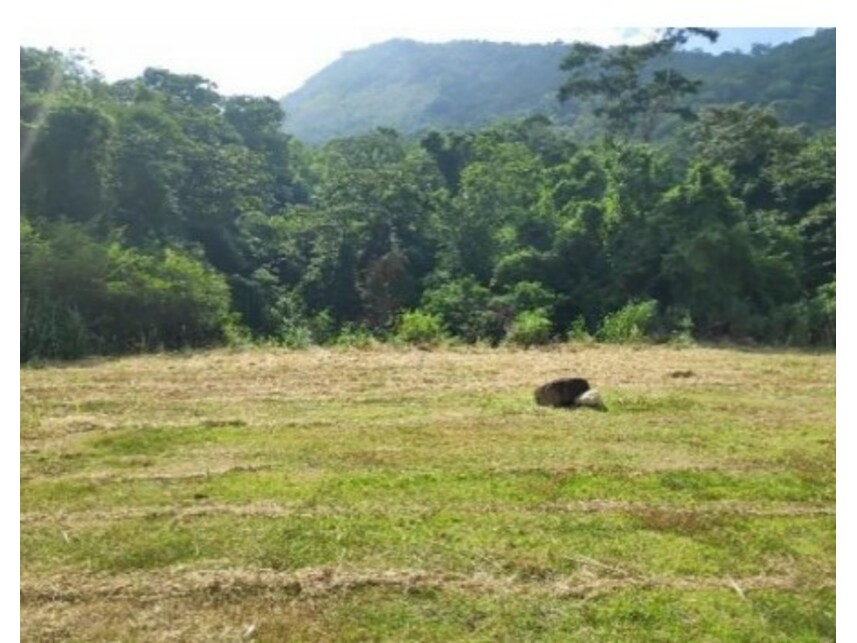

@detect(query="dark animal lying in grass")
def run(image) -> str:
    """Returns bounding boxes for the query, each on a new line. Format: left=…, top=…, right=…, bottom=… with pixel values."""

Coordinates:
left=534, top=378, right=606, bottom=411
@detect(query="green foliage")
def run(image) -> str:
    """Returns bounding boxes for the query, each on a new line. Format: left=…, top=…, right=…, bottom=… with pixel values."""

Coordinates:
left=395, top=310, right=446, bottom=346
left=332, top=323, right=377, bottom=349
left=308, top=310, right=337, bottom=345
left=421, top=278, right=503, bottom=344
left=20, top=222, right=99, bottom=361
left=672, top=29, right=835, bottom=130
left=222, top=318, right=254, bottom=348
left=756, top=280, right=835, bottom=346
left=105, top=245, right=232, bottom=350
left=559, top=29, right=718, bottom=141
left=420, top=131, right=474, bottom=194
left=597, top=300, right=658, bottom=344
left=451, top=139, right=544, bottom=281
left=21, top=220, right=231, bottom=361
left=493, top=281, right=557, bottom=321
left=20, top=300, right=92, bottom=362
left=662, top=307, right=696, bottom=346
left=567, top=316, right=594, bottom=343
left=492, top=250, right=553, bottom=289
left=278, top=322, right=314, bottom=349
left=811, top=280, right=836, bottom=346
left=19, top=44, right=837, bottom=359
left=505, top=309, right=553, bottom=347
left=395, top=310, right=445, bottom=346
left=21, top=101, right=115, bottom=224
left=654, top=163, right=761, bottom=336
left=692, top=104, right=804, bottom=212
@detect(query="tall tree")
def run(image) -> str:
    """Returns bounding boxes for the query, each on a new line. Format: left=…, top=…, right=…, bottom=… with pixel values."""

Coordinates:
left=558, top=28, right=718, bottom=141
left=21, top=101, right=115, bottom=225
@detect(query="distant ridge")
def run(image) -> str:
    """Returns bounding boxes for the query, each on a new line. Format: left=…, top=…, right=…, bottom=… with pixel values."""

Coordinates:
left=281, top=30, right=834, bottom=144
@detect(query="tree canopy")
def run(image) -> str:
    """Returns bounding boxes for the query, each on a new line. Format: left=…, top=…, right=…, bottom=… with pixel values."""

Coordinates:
left=558, top=28, right=719, bottom=141
left=20, top=44, right=835, bottom=360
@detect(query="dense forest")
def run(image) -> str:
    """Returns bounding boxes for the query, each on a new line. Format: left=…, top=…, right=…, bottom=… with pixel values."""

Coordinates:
left=282, top=30, right=835, bottom=143
left=20, top=29, right=835, bottom=361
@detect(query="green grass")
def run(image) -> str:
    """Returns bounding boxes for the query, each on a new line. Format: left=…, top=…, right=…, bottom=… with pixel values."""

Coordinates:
left=20, top=345, right=835, bottom=640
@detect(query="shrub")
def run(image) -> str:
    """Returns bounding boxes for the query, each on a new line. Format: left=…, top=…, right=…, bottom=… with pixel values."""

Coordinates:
left=21, top=220, right=108, bottom=360
left=597, top=299, right=658, bottom=344
left=493, top=281, right=557, bottom=317
left=422, top=278, right=503, bottom=344
left=223, top=315, right=254, bottom=348
left=333, top=323, right=376, bottom=349
left=308, top=310, right=337, bottom=345
left=104, top=245, right=232, bottom=351
left=395, top=310, right=446, bottom=346
left=567, top=315, right=594, bottom=343
left=20, top=300, right=91, bottom=361
left=20, top=219, right=233, bottom=361
left=662, top=307, right=696, bottom=346
left=762, top=283, right=835, bottom=347
left=506, top=309, right=553, bottom=347
left=810, top=280, right=835, bottom=346
left=278, top=322, right=313, bottom=349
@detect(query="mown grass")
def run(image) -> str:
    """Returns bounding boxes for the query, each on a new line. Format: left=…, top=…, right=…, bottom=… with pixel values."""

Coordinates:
left=20, top=345, right=835, bottom=640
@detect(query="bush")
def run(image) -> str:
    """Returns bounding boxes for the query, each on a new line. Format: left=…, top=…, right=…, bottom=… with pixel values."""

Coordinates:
left=597, top=299, right=658, bottom=344
left=567, top=315, right=594, bottom=343
left=395, top=310, right=446, bottom=346
left=422, top=278, right=503, bottom=344
left=662, top=306, right=696, bottom=346
left=493, top=281, right=557, bottom=317
left=308, top=310, right=337, bottom=345
left=761, top=282, right=835, bottom=347
left=279, top=322, right=313, bottom=349
left=20, top=219, right=233, bottom=361
left=506, top=309, right=553, bottom=347
left=333, top=323, right=376, bottom=349
left=20, top=300, right=92, bottom=361
left=810, top=280, right=835, bottom=346
left=21, top=219, right=108, bottom=360
left=104, top=245, right=232, bottom=351
left=223, top=315, right=254, bottom=348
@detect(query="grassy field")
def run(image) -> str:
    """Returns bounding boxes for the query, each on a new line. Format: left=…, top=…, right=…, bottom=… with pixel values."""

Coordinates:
left=20, top=344, right=835, bottom=641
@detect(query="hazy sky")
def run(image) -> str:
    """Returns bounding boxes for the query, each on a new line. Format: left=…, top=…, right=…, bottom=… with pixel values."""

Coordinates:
left=18, top=1, right=832, bottom=98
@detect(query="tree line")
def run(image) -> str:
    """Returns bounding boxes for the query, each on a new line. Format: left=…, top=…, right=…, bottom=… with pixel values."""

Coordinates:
left=20, top=42, right=834, bottom=361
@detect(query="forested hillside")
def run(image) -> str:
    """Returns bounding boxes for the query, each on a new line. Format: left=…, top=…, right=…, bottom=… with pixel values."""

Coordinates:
left=671, top=29, right=835, bottom=129
left=281, top=40, right=571, bottom=144
left=20, top=31, right=835, bottom=361
left=282, top=29, right=834, bottom=143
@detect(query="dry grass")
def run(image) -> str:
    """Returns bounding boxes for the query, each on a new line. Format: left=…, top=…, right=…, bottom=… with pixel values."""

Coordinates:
left=20, top=344, right=835, bottom=640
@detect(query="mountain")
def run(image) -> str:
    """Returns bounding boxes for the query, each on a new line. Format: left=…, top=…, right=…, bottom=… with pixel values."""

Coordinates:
left=671, top=29, right=835, bottom=129
left=281, top=30, right=834, bottom=144
left=281, top=40, right=571, bottom=144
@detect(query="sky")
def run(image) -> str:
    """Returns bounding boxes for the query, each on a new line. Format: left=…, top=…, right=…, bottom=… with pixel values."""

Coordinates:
left=17, top=1, right=833, bottom=98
